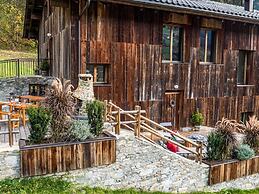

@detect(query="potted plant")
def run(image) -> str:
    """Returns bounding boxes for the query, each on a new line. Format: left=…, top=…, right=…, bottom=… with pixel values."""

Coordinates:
left=40, top=59, right=50, bottom=76
left=20, top=79, right=116, bottom=177
left=190, top=110, right=204, bottom=131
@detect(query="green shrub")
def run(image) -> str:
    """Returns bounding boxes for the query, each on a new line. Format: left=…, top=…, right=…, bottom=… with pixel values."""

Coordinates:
left=85, top=100, right=105, bottom=137
left=27, top=107, right=51, bottom=144
left=190, top=110, right=204, bottom=126
left=69, top=119, right=93, bottom=141
left=235, top=144, right=255, bottom=161
left=207, top=132, right=225, bottom=160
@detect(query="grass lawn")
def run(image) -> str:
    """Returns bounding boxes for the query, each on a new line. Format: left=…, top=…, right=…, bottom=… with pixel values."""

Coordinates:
left=0, top=177, right=258, bottom=194
left=0, top=49, right=36, bottom=60
left=0, top=50, right=37, bottom=77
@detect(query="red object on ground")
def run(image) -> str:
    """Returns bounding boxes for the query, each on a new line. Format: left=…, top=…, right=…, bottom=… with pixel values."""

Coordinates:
left=167, top=141, right=179, bottom=153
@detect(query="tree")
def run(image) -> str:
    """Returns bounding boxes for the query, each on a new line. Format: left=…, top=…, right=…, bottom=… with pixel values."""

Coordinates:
left=0, top=0, right=37, bottom=52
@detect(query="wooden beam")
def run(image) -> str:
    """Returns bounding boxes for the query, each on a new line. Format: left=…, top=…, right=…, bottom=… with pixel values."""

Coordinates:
left=201, top=18, right=222, bottom=29
left=164, top=13, right=191, bottom=25
left=50, top=0, right=69, bottom=7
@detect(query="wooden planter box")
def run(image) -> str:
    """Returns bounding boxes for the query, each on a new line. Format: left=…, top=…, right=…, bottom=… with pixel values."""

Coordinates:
left=204, top=155, right=259, bottom=185
left=20, top=132, right=116, bottom=177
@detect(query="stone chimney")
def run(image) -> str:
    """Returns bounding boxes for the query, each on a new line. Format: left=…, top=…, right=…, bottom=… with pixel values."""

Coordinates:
left=244, top=0, right=253, bottom=12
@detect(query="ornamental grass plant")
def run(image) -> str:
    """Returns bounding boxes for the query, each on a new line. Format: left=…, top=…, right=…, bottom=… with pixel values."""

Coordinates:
left=45, top=78, right=76, bottom=143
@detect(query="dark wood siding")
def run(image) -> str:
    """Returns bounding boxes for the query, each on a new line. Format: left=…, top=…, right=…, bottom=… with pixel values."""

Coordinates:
left=38, top=0, right=79, bottom=86
left=39, top=0, right=259, bottom=127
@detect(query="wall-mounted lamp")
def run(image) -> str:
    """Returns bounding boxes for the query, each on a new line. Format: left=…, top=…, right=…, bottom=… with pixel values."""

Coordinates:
left=174, top=85, right=179, bottom=89
left=47, top=33, right=52, bottom=38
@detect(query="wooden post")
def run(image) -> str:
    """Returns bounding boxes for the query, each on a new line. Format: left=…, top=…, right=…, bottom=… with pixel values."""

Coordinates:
left=135, top=105, right=141, bottom=137
left=104, top=100, right=108, bottom=122
left=8, top=115, right=13, bottom=147
left=115, top=107, right=121, bottom=135
left=195, top=142, right=203, bottom=163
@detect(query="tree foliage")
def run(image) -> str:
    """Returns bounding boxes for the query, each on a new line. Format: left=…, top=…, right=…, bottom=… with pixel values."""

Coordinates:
left=0, top=0, right=36, bottom=52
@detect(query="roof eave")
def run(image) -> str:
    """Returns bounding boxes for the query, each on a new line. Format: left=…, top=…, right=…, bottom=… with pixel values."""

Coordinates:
left=100, top=0, right=259, bottom=25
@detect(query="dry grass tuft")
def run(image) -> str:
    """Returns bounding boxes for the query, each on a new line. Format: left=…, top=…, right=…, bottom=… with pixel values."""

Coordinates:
left=45, top=78, right=76, bottom=143
left=242, top=115, right=259, bottom=152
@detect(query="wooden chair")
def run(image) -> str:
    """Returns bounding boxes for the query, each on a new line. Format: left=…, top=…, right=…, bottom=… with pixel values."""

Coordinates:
left=11, top=113, right=20, bottom=129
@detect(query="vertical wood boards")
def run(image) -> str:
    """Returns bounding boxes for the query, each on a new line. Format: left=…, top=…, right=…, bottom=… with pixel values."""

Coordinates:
left=182, top=96, right=256, bottom=126
left=38, top=0, right=78, bottom=85
left=208, top=156, right=259, bottom=185
left=38, top=1, right=259, bottom=127
left=20, top=135, right=116, bottom=177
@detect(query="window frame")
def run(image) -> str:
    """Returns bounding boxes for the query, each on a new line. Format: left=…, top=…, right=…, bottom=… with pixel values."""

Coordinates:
left=86, top=63, right=110, bottom=84
left=199, top=28, right=217, bottom=64
left=237, top=51, right=255, bottom=86
left=162, top=24, right=184, bottom=63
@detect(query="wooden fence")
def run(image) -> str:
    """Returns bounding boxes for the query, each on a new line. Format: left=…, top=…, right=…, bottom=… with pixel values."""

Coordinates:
left=0, top=58, right=38, bottom=78
left=104, top=100, right=203, bottom=162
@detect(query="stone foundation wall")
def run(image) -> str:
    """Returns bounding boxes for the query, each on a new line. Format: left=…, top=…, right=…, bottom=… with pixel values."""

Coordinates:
left=0, top=76, right=55, bottom=101
left=0, top=150, right=20, bottom=179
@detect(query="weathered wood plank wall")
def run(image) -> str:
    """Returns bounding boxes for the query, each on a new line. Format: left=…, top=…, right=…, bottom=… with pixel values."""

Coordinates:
left=38, top=0, right=259, bottom=127
left=38, top=0, right=79, bottom=86
left=77, top=2, right=259, bottom=127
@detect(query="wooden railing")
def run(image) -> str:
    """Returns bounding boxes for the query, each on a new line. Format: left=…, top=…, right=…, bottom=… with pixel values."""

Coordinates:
left=0, top=114, right=20, bottom=146
left=104, top=100, right=203, bottom=162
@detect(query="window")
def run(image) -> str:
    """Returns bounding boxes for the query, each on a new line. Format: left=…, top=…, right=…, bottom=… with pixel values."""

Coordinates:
left=237, top=51, right=251, bottom=85
left=200, top=29, right=216, bottom=62
left=86, top=64, right=109, bottom=84
left=162, top=25, right=183, bottom=62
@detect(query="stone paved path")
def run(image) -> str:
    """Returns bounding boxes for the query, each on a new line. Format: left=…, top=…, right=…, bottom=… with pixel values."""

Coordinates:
left=66, top=130, right=209, bottom=193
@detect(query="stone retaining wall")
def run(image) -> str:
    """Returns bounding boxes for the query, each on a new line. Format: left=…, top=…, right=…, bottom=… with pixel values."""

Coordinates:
left=0, top=76, right=54, bottom=101
left=0, top=150, right=20, bottom=179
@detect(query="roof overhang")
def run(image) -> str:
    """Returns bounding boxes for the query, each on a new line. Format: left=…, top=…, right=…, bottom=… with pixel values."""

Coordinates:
left=23, top=0, right=44, bottom=39
left=101, top=0, right=259, bottom=25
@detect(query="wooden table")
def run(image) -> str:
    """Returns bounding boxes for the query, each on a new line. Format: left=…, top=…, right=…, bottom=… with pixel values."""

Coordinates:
left=19, top=95, right=46, bottom=104
left=0, top=101, right=36, bottom=127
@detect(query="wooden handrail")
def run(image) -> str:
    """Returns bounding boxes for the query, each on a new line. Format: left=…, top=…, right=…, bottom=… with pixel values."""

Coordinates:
left=104, top=100, right=203, bottom=162
left=111, top=110, right=146, bottom=115
left=140, top=125, right=198, bottom=155
left=140, top=115, right=200, bottom=147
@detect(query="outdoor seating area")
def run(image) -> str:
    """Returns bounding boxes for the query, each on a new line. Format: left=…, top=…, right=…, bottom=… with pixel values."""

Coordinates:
left=0, top=95, right=45, bottom=146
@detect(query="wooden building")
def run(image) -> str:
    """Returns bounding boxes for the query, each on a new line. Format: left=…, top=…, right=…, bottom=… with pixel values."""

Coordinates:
left=24, top=0, right=259, bottom=128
